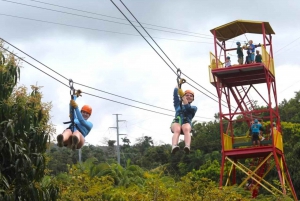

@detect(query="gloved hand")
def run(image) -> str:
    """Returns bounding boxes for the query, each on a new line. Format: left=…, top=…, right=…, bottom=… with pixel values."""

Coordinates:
left=178, top=88, right=185, bottom=97
left=179, top=78, right=186, bottom=85
left=70, top=99, right=78, bottom=108
left=75, top=89, right=82, bottom=97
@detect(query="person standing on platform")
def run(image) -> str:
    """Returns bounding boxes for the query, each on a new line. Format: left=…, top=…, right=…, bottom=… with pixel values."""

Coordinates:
left=236, top=42, right=244, bottom=65
left=255, top=50, right=262, bottom=63
left=251, top=119, right=264, bottom=146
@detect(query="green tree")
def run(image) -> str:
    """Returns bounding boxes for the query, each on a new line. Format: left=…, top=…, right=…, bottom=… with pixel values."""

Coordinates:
left=0, top=43, right=58, bottom=200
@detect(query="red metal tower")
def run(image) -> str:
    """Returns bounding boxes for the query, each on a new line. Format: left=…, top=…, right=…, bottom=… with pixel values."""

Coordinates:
left=208, top=20, right=297, bottom=200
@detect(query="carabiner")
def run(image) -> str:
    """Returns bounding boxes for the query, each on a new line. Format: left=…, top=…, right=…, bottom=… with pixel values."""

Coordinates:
left=69, top=79, right=75, bottom=96
left=176, top=68, right=182, bottom=78
left=176, top=68, right=182, bottom=87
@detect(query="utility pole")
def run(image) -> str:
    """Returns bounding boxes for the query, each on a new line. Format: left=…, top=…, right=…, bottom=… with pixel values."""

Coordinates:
left=110, top=114, right=126, bottom=165
left=78, top=149, right=82, bottom=163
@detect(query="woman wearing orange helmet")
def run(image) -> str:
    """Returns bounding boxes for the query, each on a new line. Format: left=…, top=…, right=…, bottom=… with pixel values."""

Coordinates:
left=57, top=95, right=93, bottom=150
left=170, top=86, right=197, bottom=154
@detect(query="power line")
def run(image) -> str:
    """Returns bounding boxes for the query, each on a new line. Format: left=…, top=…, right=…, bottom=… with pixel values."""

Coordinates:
left=0, top=13, right=212, bottom=45
left=26, top=0, right=213, bottom=37
left=1, top=0, right=215, bottom=40
left=274, top=36, right=300, bottom=55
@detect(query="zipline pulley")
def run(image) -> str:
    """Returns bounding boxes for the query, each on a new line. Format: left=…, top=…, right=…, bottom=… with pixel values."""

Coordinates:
left=176, top=68, right=186, bottom=89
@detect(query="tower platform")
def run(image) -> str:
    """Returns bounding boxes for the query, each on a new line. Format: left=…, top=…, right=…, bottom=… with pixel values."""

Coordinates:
left=211, top=63, right=274, bottom=87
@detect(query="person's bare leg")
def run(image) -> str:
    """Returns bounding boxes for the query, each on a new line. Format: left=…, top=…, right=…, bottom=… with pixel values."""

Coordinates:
left=171, top=123, right=181, bottom=154
left=71, top=130, right=82, bottom=150
left=57, top=129, right=72, bottom=147
left=76, top=133, right=85, bottom=149
left=182, top=123, right=192, bottom=153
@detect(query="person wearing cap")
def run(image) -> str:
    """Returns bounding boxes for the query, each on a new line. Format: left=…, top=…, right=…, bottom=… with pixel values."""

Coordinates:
left=170, top=86, right=197, bottom=154
left=57, top=95, right=93, bottom=150
left=236, top=42, right=244, bottom=65
left=225, top=56, right=231, bottom=67
left=250, top=119, right=264, bottom=146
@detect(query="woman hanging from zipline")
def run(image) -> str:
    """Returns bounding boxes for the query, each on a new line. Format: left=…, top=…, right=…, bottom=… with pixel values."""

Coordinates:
left=57, top=85, right=93, bottom=150
left=170, top=71, right=197, bottom=154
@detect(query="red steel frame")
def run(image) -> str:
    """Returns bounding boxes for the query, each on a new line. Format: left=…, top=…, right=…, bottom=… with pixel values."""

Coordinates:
left=211, top=22, right=298, bottom=200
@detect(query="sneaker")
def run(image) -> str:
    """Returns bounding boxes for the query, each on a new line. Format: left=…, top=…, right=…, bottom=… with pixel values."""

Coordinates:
left=184, top=146, right=190, bottom=154
left=57, top=134, right=64, bottom=147
left=71, top=135, right=79, bottom=150
left=171, top=146, right=180, bottom=154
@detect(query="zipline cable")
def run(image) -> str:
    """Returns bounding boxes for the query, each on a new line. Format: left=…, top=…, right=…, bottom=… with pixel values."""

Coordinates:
left=0, top=34, right=237, bottom=116
left=0, top=45, right=69, bottom=88
left=0, top=45, right=176, bottom=117
left=73, top=81, right=213, bottom=120
left=110, top=0, right=177, bottom=76
left=112, top=0, right=235, bottom=110
left=0, top=37, right=69, bottom=81
left=185, top=82, right=229, bottom=109
left=118, top=0, right=179, bottom=73
left=74, top=81, right=174, bottom=113
left=0, top=38, right=213, bottom=120
left=82, top=92, right=173, bottom=117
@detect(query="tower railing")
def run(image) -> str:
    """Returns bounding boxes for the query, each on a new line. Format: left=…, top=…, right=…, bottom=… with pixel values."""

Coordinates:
left=261, top=46, right=275, bottom=76
left=208, top=52, right=223, bottom=84
left=222, top=127, right=283, bottom=152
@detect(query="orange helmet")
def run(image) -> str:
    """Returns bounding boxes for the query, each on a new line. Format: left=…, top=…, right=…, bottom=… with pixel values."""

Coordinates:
left=81, top=105, right=92, bottom=115
left=185, top=90, right=194, bottom=97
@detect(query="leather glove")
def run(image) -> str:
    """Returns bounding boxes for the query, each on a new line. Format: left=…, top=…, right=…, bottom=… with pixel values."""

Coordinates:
left=178, top=88, right=185, bottom=98
left=70, top=99, right=78, bottom=108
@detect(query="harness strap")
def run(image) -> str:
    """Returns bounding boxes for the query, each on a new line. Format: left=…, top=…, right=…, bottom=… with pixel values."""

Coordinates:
left=69, top=79, right=76, bottom=133
left=63, top=121, right=84, bottom=135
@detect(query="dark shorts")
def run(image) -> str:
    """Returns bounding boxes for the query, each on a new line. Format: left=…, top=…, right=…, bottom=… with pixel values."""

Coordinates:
left=252, top=132, right=259, bottom=141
